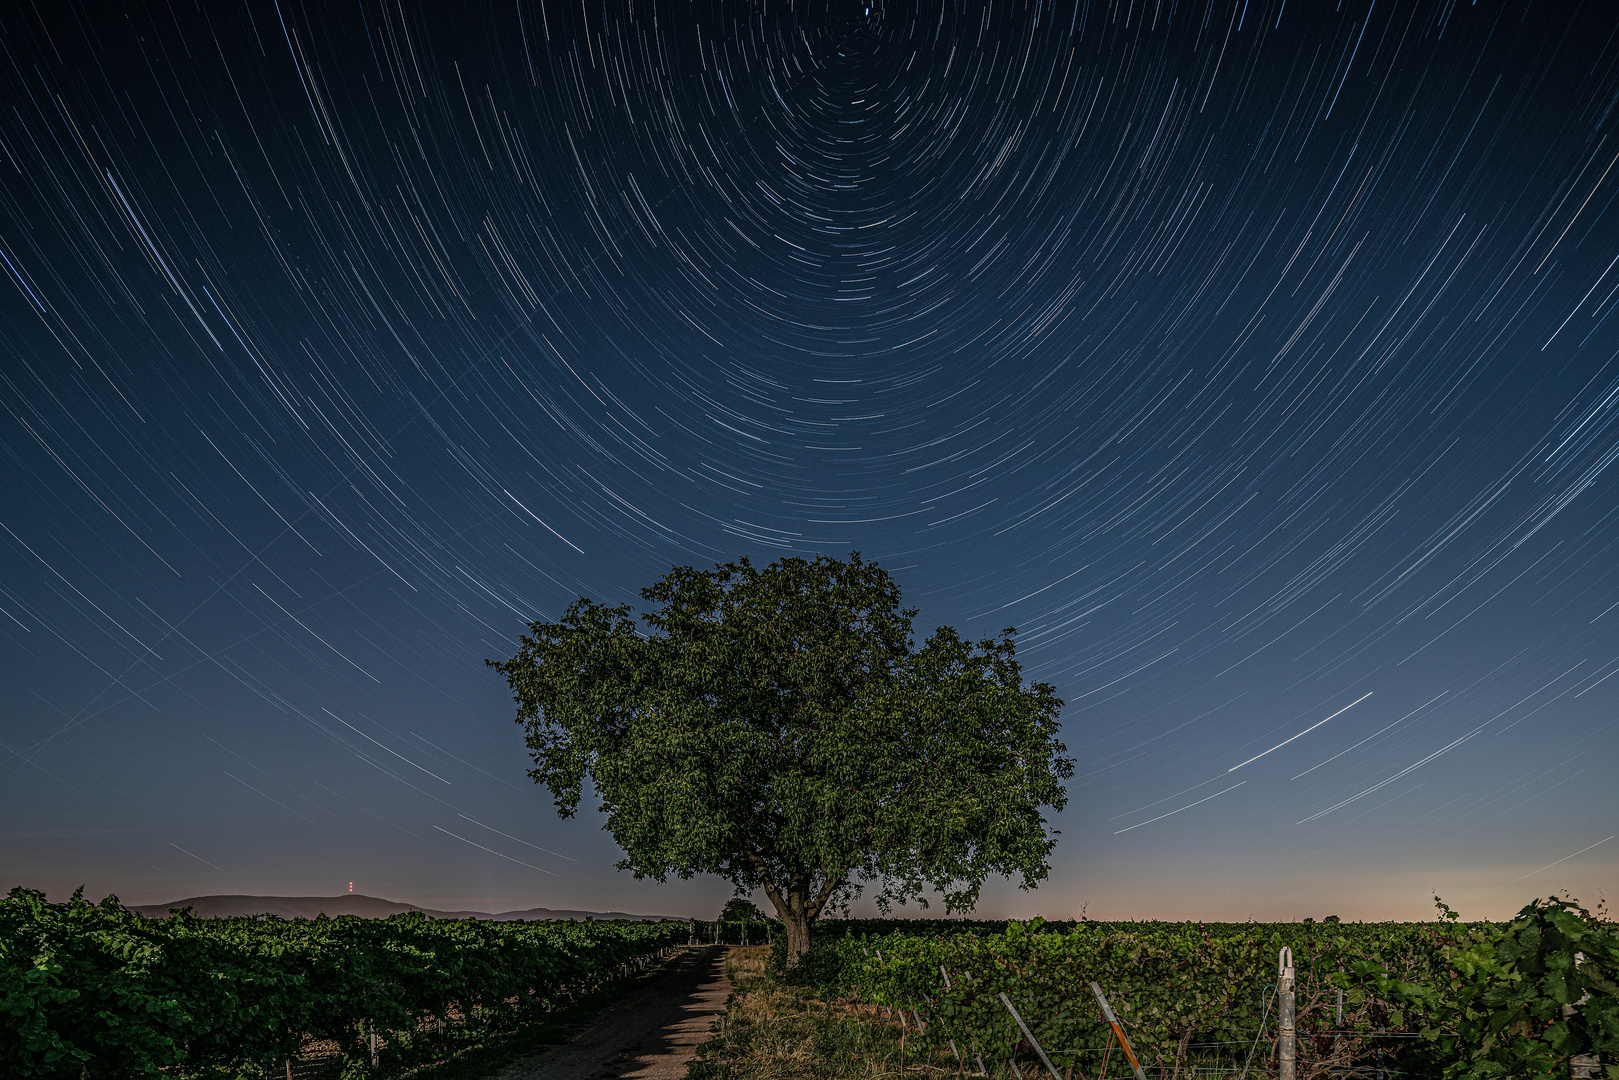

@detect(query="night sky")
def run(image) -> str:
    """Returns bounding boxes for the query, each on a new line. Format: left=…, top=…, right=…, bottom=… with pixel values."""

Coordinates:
left=3, top=0, right=1617, bottom=923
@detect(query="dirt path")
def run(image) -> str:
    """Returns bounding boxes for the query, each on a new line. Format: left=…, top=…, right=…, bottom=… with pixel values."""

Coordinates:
left=491, top=946, right=732, bottom=1080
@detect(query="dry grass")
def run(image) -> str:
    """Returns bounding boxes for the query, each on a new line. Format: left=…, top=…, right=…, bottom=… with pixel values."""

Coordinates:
left=686, top=946, right=970, bottom=1080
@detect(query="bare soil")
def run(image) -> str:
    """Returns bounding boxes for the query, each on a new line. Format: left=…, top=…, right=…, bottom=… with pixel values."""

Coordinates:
left=489, top=945, right=733, bottom=1080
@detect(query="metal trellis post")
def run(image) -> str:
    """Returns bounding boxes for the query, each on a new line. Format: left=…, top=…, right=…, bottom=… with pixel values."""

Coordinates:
left=1089, top=982, right=1149, bottom=1080
left=999, top=992, right=1065, bottom=1080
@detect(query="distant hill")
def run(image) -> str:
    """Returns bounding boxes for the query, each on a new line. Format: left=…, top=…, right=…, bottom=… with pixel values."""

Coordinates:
left=126, top=893, right=676, bottom=922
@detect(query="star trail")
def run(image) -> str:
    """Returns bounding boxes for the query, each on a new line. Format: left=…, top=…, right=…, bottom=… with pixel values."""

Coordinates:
left=2, top=0, right=1616, bottom=920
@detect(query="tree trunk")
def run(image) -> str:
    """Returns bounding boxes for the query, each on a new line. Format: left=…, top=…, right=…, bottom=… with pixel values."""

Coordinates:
left=781, top=906, right=812, bottom=965
left=757, top=867, right=841, bottom=967
left=761, top=879, right=814, bottom=966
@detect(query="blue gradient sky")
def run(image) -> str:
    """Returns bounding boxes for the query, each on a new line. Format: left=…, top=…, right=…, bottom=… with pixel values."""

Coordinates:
left=2, top=0, right=1616, bottom=923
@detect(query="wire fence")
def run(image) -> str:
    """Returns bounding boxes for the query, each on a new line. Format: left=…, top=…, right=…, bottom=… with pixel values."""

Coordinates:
left=850, top=948, right=1445, bottom=1080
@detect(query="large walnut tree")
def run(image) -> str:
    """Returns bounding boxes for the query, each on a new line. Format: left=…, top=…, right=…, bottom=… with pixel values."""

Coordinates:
left=488, top=553, right=1073, bottom=962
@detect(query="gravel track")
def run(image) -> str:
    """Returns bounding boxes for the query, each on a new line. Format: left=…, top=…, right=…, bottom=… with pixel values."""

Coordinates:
left=490, top=945, right=732, bottom=1080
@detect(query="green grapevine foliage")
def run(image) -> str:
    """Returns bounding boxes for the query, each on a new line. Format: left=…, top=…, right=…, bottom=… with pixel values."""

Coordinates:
left=6, top=891, right=1612, bottom=1079
left=801, top=904, right=1615, bottom=1079
left=822, top=917, right=1461, bottom=1078
left=1354, top=898, right=1619, bottom=1080
left=0, top=887, right=687, bottom=1078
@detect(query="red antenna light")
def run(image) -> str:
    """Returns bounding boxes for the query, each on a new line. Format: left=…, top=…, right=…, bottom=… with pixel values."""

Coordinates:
left=348, top=881, right=354, bottom=894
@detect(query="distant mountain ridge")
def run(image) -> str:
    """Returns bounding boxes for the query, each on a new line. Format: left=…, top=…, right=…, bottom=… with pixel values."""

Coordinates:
left=126, top=893, right=676, bottom=922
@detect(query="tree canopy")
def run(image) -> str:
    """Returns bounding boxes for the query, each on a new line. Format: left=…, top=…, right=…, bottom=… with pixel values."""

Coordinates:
left=719, top=898, right=768, bottom=924
left=488, top=553, right=1072, bottom=961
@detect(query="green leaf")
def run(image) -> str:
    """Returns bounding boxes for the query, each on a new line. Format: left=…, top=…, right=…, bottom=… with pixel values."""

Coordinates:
left=489, top=553, right=1072, bottom=963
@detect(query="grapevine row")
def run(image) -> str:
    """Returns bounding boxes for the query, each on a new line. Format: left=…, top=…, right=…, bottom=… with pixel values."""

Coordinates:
left=800, top=901, right=1616, bottom=1080
left=816, top=917, right=1462, bottom=1077
left=1, top=886, right=688, bottom=1078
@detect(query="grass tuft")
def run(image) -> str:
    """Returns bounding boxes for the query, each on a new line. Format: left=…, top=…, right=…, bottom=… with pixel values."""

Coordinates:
left=687, top=946, right=968, bottom=1079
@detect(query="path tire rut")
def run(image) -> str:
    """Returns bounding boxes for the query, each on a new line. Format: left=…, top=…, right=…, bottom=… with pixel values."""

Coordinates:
left=490, top=945, right=731, bottom=1080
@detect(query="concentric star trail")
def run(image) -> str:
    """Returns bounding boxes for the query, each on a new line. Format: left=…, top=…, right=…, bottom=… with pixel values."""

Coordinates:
left=1, top=0, right=1614, bottom=920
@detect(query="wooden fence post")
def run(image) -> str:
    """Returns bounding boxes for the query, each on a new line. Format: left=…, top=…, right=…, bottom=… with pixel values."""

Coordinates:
left=1569, top=951, right=1601, bottom=1080
left=1335, top=964, right=1344, bottom=1062
left=1278, top=948, right=1296, bottom=1080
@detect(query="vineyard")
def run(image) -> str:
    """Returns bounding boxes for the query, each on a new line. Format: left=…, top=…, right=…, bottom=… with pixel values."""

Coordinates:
left=0, top=886, right=686, bottom=1078
left=5, top=889, right=1616, bottom=1080
left=765, top=899, right=1618, bottom=1080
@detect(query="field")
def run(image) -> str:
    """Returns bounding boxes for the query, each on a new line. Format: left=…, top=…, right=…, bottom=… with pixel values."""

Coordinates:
left=0, top=886, right=687, bottom=1078
left=809, top=916, right=1455, bottom=1079
left=693, top=900, right=1617, bottom=1080
left=5, top=891, right=1614, bottom=1079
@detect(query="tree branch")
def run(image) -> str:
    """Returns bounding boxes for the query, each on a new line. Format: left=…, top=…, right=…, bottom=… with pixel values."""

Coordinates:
left=744, top=850, right=788, bottom=916
left=805, top=869, right=847, bottom=920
